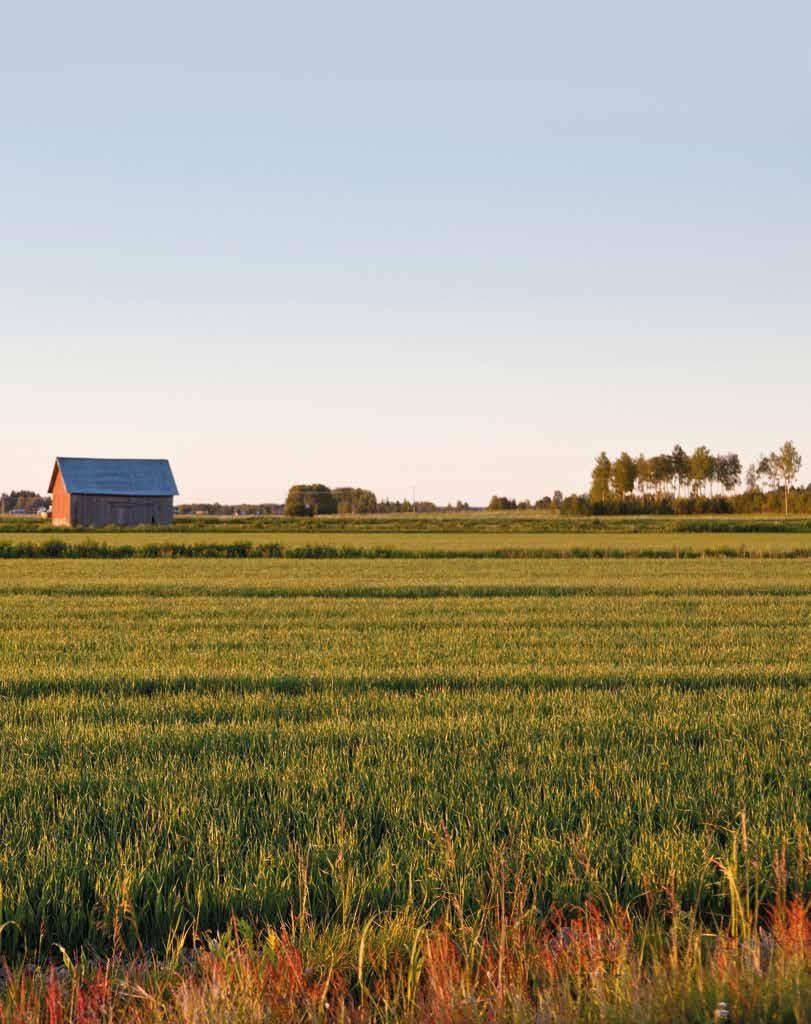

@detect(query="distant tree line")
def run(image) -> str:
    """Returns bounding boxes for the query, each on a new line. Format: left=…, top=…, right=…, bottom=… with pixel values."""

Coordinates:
left=489, top=492, right=564, bottom=511
left=376, top=499, right=447, bottom=513
left=178, top=491, right=468, bottom=518
left=176, top=502, right=284, bottom=516
left=187, top=443, right=807, bottom=520
left=0, top=491, right=51, bottom=514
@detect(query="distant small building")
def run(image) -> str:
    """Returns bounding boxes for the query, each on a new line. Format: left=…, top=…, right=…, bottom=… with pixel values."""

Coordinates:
left=48, top=457, right=179, bottom=527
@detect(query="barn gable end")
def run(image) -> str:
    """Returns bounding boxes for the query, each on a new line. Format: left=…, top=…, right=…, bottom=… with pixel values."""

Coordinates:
left=50, top=466, right=71, bottom=526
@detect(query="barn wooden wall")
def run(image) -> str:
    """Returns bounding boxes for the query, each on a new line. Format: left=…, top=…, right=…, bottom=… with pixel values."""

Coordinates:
left=69, top=494, right=174, bottom=528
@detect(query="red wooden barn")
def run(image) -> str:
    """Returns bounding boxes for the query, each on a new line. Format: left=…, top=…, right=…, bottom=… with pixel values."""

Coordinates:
left=48, top=457, right=179, bottom=527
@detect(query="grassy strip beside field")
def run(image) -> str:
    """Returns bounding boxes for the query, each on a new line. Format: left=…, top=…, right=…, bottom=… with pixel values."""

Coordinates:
left=4, top=531, right=811, bottom=558
left=5, top=512, right=811, bottom=534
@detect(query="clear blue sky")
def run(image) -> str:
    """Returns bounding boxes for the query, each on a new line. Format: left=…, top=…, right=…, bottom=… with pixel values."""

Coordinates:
left=2, top=1, right=809, bottom=504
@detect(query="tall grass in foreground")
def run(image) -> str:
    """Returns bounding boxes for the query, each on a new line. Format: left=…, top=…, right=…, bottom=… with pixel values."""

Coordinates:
left=2, top=883, right=808, bottom=1023
left=0, top=556, right=808, bottom=1019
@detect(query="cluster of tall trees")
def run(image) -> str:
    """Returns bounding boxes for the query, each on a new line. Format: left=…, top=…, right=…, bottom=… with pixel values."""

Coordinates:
left=284, top=484, right=339, bottom=516
left=284, top=484, right=455, bottom=515
left=591, top=441, right=803, bottom=514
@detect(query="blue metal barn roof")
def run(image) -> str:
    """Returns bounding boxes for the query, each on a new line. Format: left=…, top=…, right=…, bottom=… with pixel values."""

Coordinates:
left=49, top=457, right=179, bottom=497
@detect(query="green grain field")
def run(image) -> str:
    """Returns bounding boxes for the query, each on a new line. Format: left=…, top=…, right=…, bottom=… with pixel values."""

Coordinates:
left=0, top=552, right=808, bottom=964
left=34, top=527, right=811, bottom=551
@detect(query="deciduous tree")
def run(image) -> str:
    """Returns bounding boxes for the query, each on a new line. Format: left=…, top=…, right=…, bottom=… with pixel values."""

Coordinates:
left=650, top=454, right=674, bottom=498
left=671, top=445, right=690, bottom=498
left=774, top=440, right=802, bottom=515
left=635, top=454, right=651, bottom=497
left=690, top=446, right=714, bottom=496
left=715, top=453, right=742, bottom=494
left=610, top=452, right=637, bottom=497
left=757, top=454, right=779, bottom=492
left=590, top=452, right=612, bottom=502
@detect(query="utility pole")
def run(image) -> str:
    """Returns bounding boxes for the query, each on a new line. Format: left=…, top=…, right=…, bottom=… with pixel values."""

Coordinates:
left=410, top=485, right=416, bottom=510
